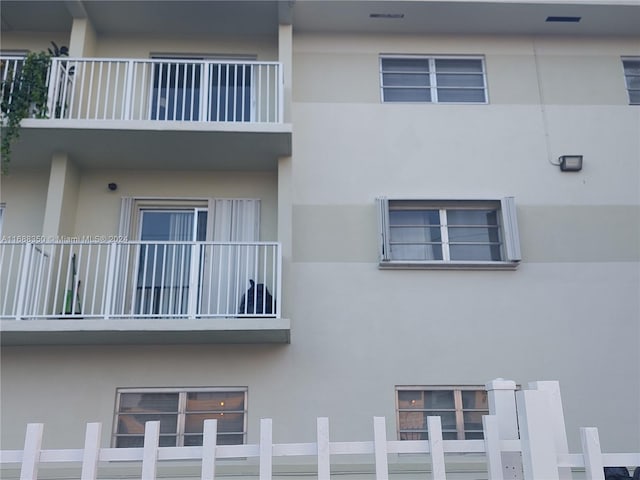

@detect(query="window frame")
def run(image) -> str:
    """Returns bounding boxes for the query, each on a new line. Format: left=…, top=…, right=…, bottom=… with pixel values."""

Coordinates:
left=395, top=386, right=489, bottom=441
left=379, top=55, right=488, bottom=104
left=112, top=387, right=248, bottom=448
left=377, top=197, right=520, bottom=269
left=622, top=57, right=640, bottom=105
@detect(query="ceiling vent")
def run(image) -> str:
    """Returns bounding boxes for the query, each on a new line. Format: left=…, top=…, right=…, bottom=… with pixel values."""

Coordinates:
left=546, top=16, right=581, bottom=23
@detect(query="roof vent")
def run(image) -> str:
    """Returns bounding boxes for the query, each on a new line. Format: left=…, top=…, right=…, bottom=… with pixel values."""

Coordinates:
left=546, top=16, right=581, bottom=23
left=370, top=13, right=404, bottom=19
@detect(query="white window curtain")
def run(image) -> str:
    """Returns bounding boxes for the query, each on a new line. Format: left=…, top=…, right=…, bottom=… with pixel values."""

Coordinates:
left=203, top=199, right=260, bottom=316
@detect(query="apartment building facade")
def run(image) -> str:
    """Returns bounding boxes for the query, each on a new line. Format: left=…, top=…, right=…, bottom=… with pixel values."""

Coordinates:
left=1, top=0, right=639, bottom=477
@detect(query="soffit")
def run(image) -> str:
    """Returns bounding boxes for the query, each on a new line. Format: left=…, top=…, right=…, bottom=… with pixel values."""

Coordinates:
left=1, top=1, right=638, bottom=36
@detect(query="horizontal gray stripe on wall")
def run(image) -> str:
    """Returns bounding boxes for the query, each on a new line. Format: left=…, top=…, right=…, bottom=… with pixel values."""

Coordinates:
left=292, top=204, right=640, bottom=263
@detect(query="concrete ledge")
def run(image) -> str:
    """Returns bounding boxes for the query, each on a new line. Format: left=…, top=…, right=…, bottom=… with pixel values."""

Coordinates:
left=0, top=318, right=291, bottom=345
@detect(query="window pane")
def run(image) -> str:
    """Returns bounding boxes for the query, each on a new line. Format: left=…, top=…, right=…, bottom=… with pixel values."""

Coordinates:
left=436, top=73, right=484, bottom=87
left=382, top=58, right=430, bottom=73
left=447, top=210, right=498, bottom=226
left=423, top=390, right=455, bottom=409
left=117, top=414, right=177, bottom=434
left=465, top=432, right=484, bottom=440
left=383, top=73, right=430, bottom=87
left=437, top=88, right=486, bottom=103
left=448, top=226, right=500, bottom=243
left=461, top=390, right=488, bottom=410
left=629, top=90, right=640, bottom=104
left=186, top=391, right=244, bottom=412
left=383, top=88, right=430, bottom=102
left=463, top=411, right=486, bottom=432
left=390, top=244, right=443, bottom=261
left=400, top=431, right=427, bottom=440
left=399, top=411, right=427, bottom=430
left=449, top=244, right=502, bottom=261
left=623, top=60, right=640, bottom=75
left=390, top=209, right=440, bottom=226
left=390, top=227, right=442, bottom=243
left=185, top=412, right=244, bottom=433
left=115, top=435, right=178, bottom=448
left=119, top=393, right=179, bottom=413
left=435, top=59, right=483, bottom=73
left=217, top=433, right=245, bottom=445
left=626, top=77, right=640, bottom=89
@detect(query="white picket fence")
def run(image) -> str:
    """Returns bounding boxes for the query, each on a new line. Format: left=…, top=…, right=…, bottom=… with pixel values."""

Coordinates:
left=0, top=380, right=638, bottom=479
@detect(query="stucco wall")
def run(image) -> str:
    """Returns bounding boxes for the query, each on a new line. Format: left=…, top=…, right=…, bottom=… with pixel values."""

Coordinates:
left=1, top=30, right=638, bottom=463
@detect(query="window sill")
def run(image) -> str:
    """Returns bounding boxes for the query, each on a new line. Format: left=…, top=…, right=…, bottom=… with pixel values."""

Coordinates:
left=378, top=261, right=520, bottom=271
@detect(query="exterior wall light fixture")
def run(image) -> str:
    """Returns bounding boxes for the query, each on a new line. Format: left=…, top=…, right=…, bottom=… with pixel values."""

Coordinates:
left=559, top=155, right=583, bottom=172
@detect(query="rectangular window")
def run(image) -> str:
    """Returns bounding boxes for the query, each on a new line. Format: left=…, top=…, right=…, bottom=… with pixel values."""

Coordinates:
left=622, top=58, right=640, bottom=105
left=377, top=197, right=520, bottom=268
left=380, top=56, right=487, bottom=103
left=396, top=387, right=489, bottom=440
left=113, top=387, right=247, bottom=447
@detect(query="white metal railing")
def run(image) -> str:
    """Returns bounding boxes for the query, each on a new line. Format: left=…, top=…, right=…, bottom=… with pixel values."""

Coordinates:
left=0, top=241, right=281, bottom=319
left=1, top=56, right=283, bottom=123
left=0, top=381, right=638, bottom=480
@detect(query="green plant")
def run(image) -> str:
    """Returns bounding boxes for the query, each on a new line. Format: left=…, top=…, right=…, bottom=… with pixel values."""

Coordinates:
left=1, top=50, right=52, bottom=173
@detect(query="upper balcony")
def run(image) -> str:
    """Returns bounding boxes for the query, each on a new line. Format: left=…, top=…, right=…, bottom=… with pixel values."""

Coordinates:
left=0, top=56, right=291, bottom=170
left=0, top=240, right=289, bottom=346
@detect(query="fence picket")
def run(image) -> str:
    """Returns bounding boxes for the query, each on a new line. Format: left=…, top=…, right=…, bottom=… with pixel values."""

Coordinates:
left=529, top=381, right=571, bottom=480
left=141, top=421, right=160, bottom=479
left=516, top=391, right=559, bottom=480
left=20, top=423, right=43, bottom=480
left=373, top=417, right=389, bottom=480
left=428, top=416, right=447, bottom=480
left=259, top=418, right=272, bottom=480
left=80, top=423, right=101, bottom=480
left=483, top=415, right=504, bottom=480
left=201, top=419, right=218, bottom=480
left=580, top=428, right=604, bottom=480
left=317, top=417, right=330, bottom=480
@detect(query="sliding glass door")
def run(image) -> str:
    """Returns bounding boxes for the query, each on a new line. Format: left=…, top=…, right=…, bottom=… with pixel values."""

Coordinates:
left=134, top=209, right=207, bottom=315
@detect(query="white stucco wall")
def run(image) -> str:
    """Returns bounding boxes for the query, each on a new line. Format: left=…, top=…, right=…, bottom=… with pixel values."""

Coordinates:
left=1, top=29, right=638, bottom=470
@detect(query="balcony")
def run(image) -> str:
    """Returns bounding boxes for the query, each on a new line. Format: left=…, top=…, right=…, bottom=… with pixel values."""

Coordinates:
left=0, top=57, right=291, bottom=169
left=0, top=241, right=289, bottom=345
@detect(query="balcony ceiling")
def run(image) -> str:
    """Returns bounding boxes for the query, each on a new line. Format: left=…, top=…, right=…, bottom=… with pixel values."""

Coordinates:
left=10, top=121, right=292, bottom=170
left=1, top=1, right=638, bottom=37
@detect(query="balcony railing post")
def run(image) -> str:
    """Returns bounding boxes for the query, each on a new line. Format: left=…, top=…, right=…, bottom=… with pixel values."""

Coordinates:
left=201, top=61, right=210, bottom=122
left=103, top=242, right=118, bottom=319
left=46, top=59, right=59, bottom=119
left=276, top=243, right=282, bottom=318
left=278, top=63, right=284, bottom=123
left=187, top=242, right=201, bottom=319
left=123, top=60, right=135, bottom=120
left=14, top=243, right=33, bottom=319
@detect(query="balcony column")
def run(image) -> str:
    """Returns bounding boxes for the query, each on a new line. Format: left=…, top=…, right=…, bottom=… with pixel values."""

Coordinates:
left=42, top=153, right=80, bottom=238
left=278, top=23, right=293, bottom=123
left=68, top=16, right=97, bottom=57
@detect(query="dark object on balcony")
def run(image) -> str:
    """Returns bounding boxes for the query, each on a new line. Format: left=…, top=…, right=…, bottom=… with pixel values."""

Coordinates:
left=605, top=467, right=632, bottom=480
left=238, top=280, right=274, bottom=315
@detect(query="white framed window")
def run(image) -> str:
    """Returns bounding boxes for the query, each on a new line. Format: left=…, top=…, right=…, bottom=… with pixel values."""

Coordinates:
left=396, top=386, right=488, bottom=440
left=377, top=197, right=520, bottom=269
left=113, top=387, right=247, bottom=447
left=380, top=56, right=487, bottom=103
left=622, top=57, right=640, bottom=105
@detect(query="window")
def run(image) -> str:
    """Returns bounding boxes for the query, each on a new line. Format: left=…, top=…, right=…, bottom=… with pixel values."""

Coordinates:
left=113, top=388, right=247, bottom=447
left=622, top=58, right=640, bottom=105
left=377, top=197, right=520, bottom=268
left=396, top=387, right=489, bottom=440
left=380, top=56, right=487, bottom=103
